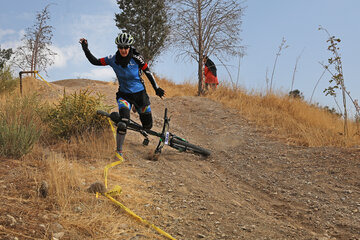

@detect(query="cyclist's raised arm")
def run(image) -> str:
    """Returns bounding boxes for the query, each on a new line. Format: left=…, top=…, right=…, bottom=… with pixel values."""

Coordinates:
left=79, top=38, right=106, bottom=66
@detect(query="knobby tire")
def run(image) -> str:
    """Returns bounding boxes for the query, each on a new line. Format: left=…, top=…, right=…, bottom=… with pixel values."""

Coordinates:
left=171, top=138, right=211, bottom=157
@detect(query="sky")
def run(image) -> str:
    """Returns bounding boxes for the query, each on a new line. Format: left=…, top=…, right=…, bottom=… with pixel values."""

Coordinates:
left=1, top=0, right=359, bottom=116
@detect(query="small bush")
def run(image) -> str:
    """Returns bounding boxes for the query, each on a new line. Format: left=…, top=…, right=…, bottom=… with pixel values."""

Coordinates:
left=0, top=95, right=42, bottom=158
left=0, top=66, right=18, bottom=94
left=44, top=90, right=109, bottom=139
left=288, top=89, right=304, bottom=100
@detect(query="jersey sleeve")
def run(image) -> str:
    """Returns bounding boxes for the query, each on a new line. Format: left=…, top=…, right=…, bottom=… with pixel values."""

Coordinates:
left=100, top=55, right=113, bottom=66
left=143, top=66, right=159, bottom=90
left=99, top=57, right=107, bottom=66
left=132, top=51, right=159, bottom=91
left=83, top=48, right=108, bottom=66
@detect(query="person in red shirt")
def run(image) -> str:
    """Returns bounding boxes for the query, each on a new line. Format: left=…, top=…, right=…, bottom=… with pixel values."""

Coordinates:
left=203, top=55, right=219, bottom=90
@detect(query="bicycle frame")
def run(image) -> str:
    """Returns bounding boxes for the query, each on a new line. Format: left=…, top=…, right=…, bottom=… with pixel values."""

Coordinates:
left=97, top=108, right=210, bottom=156
left=97, top=108, right=170, bottom=154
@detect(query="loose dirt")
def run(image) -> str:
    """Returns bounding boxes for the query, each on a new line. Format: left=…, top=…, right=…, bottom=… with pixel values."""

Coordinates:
left=1, top=79, right=359, bottom=240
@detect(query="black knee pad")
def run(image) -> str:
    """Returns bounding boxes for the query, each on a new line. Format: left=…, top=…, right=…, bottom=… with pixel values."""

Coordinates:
left=117, top=119, right=128, bottom=134
left=110, top=112, right=120, bottom=124
left=116, top=107, right=130, bottom=134
left=140, top=112, right=153, bottom=130
left=119, top=107, right=130, bottom=119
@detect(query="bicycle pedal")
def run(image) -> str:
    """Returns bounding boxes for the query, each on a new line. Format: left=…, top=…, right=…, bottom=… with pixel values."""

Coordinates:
left=142, top=138, right=149, bottom=146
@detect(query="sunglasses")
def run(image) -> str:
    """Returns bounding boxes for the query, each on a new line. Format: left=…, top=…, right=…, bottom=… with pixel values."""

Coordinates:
left=118, top=45, right=130, bottom=49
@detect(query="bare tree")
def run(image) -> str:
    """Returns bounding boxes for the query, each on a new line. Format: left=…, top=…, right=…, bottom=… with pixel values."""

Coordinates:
left=291, top=48, right=304, bottom=91
left=235, top=53, right=245, bottom=90
left=319, top=26, right=349, bottom=136
left=170, top=0, right=245, bottom=95
left=310, top=67, right=326, bottom=103
left=269, top=37, right=288, bottom=93
left=12, top=4, right=56, bottom=75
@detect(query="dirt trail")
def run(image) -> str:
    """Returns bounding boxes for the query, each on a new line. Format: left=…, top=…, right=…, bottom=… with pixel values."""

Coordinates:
left=55, top=80, right=360, bottom=239
left=123, top=95, right=359, bottom=240
left=2, top=79, right=359, bottom=240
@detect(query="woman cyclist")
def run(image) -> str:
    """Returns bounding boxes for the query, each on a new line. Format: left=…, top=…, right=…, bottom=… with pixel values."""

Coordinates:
left=79, top=32, right=165, bottom=158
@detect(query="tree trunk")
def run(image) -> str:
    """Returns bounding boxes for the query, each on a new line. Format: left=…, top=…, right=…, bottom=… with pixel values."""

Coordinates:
left=269, top=54, right=279, bottom=93
left=33, top=29, right=41, bottom=77
left=341, top=85, right=348, bottom=136
left=31, top=45, right=35, bottom=75
left=197, top=0, right=203, bottom=96
left=198, top=56, right=204, bottom=96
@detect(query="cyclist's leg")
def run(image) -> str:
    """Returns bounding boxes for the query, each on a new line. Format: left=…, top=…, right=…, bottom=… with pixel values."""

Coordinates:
left=137, top=105, right=153, bottom=130
left=116, top=98, right=131, bottom=154
left=133, top=90, right=152, bottom=130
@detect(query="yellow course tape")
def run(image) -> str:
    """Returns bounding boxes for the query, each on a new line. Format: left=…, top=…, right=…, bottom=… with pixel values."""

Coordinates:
left=35, top=71, right=52, bottom=88
left=34, top=71, right=63, bottom=98
left=105, top=192, right=177, bottom=240
left=99, top=119, right=177, bottom=240
left=107, top=119, right=117, bottom=141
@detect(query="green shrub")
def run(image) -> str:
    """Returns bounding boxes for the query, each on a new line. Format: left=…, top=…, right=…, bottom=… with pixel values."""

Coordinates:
left=45, top=90, right=110, bottom=139
left=0, top=95, right=42, bottom=159
left=0, top=66, right=18, bottom=94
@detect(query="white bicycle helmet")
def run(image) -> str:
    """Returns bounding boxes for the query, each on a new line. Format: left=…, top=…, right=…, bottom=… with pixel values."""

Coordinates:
left=115, top=32, right=134, bottom=46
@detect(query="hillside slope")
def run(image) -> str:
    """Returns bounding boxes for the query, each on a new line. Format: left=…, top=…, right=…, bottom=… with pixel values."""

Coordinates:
left=1, top=79, right=359, bottom=240
left=133, top=95, right=359, bottom=240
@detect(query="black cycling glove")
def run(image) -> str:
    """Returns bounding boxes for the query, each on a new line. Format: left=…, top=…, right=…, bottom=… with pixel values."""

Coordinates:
left=81, top=39, right=89, bottom=51
left=155, top=87, right=165, bottom=98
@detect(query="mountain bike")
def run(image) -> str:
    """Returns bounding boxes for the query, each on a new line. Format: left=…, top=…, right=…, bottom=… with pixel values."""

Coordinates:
left=96, top=108, right=211, bottom=157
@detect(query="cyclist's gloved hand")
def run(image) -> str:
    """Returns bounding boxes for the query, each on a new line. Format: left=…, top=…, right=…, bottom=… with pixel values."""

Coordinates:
left=155, top=87, right=165, bottom=98
left=79, top=38, right=88, bottom=50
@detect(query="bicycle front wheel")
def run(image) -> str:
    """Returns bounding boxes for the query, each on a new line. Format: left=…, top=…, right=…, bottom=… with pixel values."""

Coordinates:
left=170, top=138, right=211, bottom=157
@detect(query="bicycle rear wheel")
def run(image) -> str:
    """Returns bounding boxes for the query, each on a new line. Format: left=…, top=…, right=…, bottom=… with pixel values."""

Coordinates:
left=170, top=138, right=211, bottom=157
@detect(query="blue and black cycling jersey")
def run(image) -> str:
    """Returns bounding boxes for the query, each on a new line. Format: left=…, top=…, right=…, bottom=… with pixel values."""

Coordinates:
left=82, top=45, right=159, bottom=94
left=102, top=55, right=144, bottom=93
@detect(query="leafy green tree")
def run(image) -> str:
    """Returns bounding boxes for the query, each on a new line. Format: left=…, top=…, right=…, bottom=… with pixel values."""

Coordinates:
left=0, top=46, right=13, bottom=70
left=114, top=0, right=170, bottom=63
left=0, top=46, right=17, bottom=94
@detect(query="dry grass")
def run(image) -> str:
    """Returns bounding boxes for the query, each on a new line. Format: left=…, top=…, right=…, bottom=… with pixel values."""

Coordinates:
left=147, top=76, right=359, bottom=147
left=59, top=129, right=115, bottom=161
left=15, top=131, right=164, bottom=239
left=145, top=75, right=197, bottom=97
left=41, top=129, right=166, bottom=239
left=206, top=85, right=360, bottom=147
